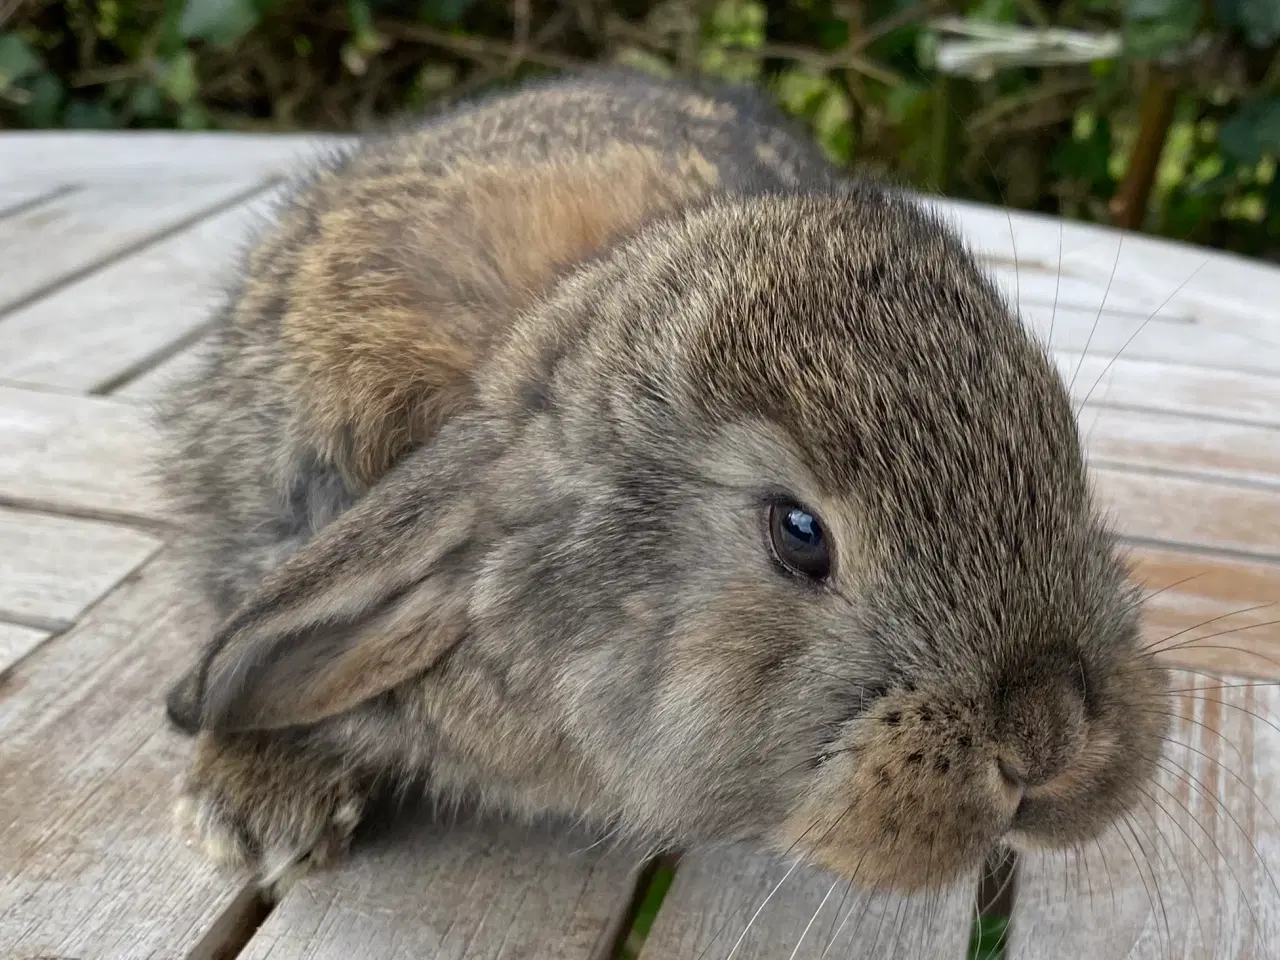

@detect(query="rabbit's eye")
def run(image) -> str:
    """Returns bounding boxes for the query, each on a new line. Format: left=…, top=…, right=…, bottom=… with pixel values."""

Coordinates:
left=768, top=500, right=831, bottom=580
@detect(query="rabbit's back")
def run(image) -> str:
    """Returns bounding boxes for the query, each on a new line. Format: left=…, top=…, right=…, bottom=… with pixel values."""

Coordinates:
left=157, top=68, right=836, bottom=616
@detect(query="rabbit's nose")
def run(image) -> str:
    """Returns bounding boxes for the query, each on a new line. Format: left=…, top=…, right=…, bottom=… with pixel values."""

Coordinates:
left=995, top=677, right=1087, bottom=790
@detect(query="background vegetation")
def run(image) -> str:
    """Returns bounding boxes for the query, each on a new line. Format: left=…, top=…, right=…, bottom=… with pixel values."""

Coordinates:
left=1, top=1, right=1278, bottom=260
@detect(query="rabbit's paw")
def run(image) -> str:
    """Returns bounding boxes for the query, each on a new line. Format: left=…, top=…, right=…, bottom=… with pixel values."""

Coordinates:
left=175, top=733, right=365, bottom=899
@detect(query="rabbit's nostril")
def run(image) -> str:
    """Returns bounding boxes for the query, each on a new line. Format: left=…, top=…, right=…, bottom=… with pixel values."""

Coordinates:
left=997, top=756, right=1025, bottom=792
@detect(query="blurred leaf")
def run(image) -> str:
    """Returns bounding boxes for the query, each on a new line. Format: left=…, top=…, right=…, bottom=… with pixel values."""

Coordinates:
left=179, top=0, right=261, bottom=47
left=158, top=50, right=199, bottom=105
left=775, top=66, right=830, bottom=115
left=178, top=102, right=211, bottom=129
left=613, top=47, right=674, bottom=78
left=1220, top=98, right=1280, bottom=164
left=18, top=72, right=63, bottom=126
left=967, top=0, right=1017, bottom=22
left=1215, top=0, right=1280, bottom=46
left=814, top=17, right=849, bottom=50
left=64, top=99, right=119, bottom=129
left=128, top=82, right=165, bottom=120
left=0, top=33, right=43, bottom=84
left=1123, top=0, right=1199, bottom=58
left=348, top=0, right=388, bottom=55
left=419, top=0, right=478, bottom=25
left=969, top=914, right=1010, bottom=960
left=1053, top=111, right=1113, bottom=187
left=884, top=82, right=927, bottom=126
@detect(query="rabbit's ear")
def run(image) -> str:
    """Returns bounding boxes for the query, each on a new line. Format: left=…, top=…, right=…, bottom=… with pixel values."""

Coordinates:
left=179, top=435, right=484, bottom=734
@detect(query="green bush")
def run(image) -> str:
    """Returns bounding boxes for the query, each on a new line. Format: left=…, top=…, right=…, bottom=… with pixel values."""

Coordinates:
left=1, top=0, right=1277, bottom=261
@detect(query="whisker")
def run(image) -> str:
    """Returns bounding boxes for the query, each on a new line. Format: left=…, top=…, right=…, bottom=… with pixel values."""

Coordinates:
left=1116, top=812, right=1165, bottom=954
left=819, top=877, right=854, bottom=957
left=786, top=878, right=838, bottom=960
left=1093, top=833, right=1118, bottom=918
left=1136, top=781, right=1218, bottom=947
left=1076, top=257, right=1209, bottom=415
left=693, top=811, right=830, bottom=960
left=1144, top=703, right=1248, bottom=758
left=1068, top=234, right=1124, bottom=394
left=819, top=850, right=873, bottom=958
left=1159, top=747, right=1280, bottom=901
left=1157, top=732, right=1280, bottom=832
left=719, top=798, right=862, bottom=960
left=1168, top=680, right=1280, bottom=694
left=1048, top=218, right=1063, bottom=349
left=1126, top=570, right=1211, bottom=612
left=1139, top=602, right=1278, bottom=654
left=1147, top=765, right=1265, bottom=942
left=1168, top=692, right=1280, bottom=738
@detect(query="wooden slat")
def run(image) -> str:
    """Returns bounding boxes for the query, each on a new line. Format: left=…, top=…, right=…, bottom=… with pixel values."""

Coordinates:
left=0, top=179, right=266, bottom=315
left=1129, top=547, right=1280, bottom=682
left=988, top=262, right=1164, bottom=318
left=0, top=621, right=51, bottom=675
left=0, top=131, right=347, bottom=182
left=0, top=190, right=277, bottom=392
left=0, top=386, right=162, bottom=522
left=1081, top=407, right=1280, bottom=489
left=923, top=195, right=1280, bottom=372
left=1026, top=301, right=1280, bottom=374
left=0, top=556, right=257, bottom=960
left=639, top=849, right=975, bottom=959
left=932, top=194, right=1280, bottom=327
left=0, top=506, right=159, bottom=627
left=1064, top=352, right=1280, bottom=426
left=1008, top=671, right=1280, bottom=959
left=113, top=340, right=206, bottom=402
left=1003, top=265, right=1280, bottom=373
left=0, top=183, right=68, bottom=218
left=1096, top=467, right=1280, bottom=562
left=240, top=815, right=644, bottom=960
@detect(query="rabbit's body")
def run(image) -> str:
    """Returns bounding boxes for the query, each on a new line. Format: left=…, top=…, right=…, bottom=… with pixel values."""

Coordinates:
left=159, top=69, right=1169, bottom=898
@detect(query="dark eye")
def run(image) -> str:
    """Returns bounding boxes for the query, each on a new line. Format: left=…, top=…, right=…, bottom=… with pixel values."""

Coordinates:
left=768, top=500, right=831, bottom=581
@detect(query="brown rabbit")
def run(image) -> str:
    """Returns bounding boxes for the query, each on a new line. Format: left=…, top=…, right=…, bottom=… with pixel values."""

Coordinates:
left=157, top=67, right=1169, bottom=897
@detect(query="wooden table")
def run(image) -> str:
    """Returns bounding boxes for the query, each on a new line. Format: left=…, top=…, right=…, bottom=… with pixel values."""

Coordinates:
left=0, top=132, right=1277, bottom=960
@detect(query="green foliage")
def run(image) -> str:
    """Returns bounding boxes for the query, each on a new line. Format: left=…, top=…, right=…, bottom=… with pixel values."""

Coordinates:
left=969, top=913, right=1011, bottom=959
left=1, top=1, right=1278, bottom=260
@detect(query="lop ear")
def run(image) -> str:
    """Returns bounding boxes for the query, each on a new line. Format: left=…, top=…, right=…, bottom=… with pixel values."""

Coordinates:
left=174, top=440, right=483, bottom=734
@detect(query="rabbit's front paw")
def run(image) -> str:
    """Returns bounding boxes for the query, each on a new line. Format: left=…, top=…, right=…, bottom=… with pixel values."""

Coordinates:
left=175, top=733, right=365, bottom=898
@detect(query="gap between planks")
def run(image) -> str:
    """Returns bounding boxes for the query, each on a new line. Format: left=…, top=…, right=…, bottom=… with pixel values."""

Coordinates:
left=0, top=178, right=279, bottom=321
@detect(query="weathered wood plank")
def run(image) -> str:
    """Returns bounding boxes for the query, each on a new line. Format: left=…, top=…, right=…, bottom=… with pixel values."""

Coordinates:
left=1008, top=671, right=1280, bottom=959
left=1081, top=406, right=1280, bottom=489
left=0, top=506, right=160, bottom=627
left=1026, top=301, right=1280, bottom=374
left=931, top=195, right=1280, bottom=328
left=0, top=189, right=277, bottom=392
left=0, top=183, right=68, bottom=218
left=0, top=620, right=51, bottom=675
left=639, top=848, right=976, bottom=959
left=0, top=131, right=346, bottom=183
left=239, top=815, right=645, bottom=960
left=923, top=195, right=1280, bottom=372
left=0, top=385, right=162, bottom=521
left=1064, top=352, right=1280, bottom=426
left=0, top=556, right=257, bottom=960
left=1096, top=467, right=1280, bottom=562
left=113, top=339, right=206, bottom=401
left=0, top=179, right=266, bottom=315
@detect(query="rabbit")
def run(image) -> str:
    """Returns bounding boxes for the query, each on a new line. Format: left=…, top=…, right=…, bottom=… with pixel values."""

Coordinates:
left=156, top=66, right=1170, bottom=898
